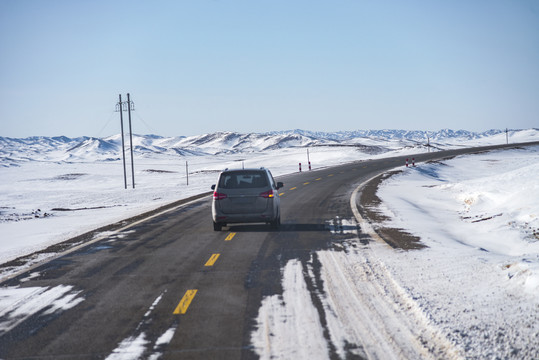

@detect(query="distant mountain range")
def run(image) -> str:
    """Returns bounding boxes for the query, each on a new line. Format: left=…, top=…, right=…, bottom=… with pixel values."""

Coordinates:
left=1, top=129, right=537, bottom=167
left=267, top=129, right=505, bottom=141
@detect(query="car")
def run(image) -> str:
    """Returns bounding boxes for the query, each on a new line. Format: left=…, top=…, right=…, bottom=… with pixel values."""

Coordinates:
left=211, top=168, right=283, bottom=231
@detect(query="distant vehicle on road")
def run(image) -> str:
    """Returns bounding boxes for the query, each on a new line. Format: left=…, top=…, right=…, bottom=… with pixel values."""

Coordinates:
left=211, top=168, right=283, bottom=231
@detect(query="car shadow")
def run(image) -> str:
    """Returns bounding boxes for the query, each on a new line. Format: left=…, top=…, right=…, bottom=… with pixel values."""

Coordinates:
left=227, top=223, right=357, bottom=233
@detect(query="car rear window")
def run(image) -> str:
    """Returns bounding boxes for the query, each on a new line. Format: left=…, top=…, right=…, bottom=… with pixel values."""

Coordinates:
left=218, top=171, right=269, bottom=189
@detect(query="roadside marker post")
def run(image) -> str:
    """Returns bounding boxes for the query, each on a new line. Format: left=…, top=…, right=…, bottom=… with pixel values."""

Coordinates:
left=406, top=158, right=409, bottom=167
left=299, top=163, right=302, bottom=172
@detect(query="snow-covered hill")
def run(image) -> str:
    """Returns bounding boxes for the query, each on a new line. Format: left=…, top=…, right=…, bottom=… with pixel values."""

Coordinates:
left=2, top=129, right=538, bottom=166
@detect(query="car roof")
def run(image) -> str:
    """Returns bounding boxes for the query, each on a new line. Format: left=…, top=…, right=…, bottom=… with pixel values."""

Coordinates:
left=221, top=168, right=268, bottom=173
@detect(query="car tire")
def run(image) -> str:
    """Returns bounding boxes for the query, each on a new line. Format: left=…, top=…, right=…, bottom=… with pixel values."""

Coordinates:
left=213, top=222, right=223, bottom=231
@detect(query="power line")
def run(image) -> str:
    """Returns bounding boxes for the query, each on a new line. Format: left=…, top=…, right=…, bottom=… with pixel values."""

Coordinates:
left=134, top=111, right=156, bottom=135
left=95, top=111, right=117, bottom=138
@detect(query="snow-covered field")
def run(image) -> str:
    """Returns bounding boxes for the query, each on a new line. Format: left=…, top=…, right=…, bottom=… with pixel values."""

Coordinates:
left=1, top=129, right=538, bottom=358
left=373, top=146, right=539, bottom=358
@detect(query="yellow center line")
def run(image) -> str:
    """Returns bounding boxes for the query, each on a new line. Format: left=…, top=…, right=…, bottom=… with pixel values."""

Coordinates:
left=289, top=187, right=297, bottom=190
left=315, top=178, right=322, bottom=181
left=225, top=232, right=236, bottom=241
left=279, top=192, right=284, bottom=196
left=328, top=174, right=334, bottom=177
left=173, top=289, right=198, bottom=315
left=303, top=182, right=310, bottom=185
left=205, top=253, right=220, bottom=267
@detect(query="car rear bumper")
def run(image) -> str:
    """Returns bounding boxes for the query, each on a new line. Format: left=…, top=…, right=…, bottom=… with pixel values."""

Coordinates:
left=212, top=206, right=278, bottom=224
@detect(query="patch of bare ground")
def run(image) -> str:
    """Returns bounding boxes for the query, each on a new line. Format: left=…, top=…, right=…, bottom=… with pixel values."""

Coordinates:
left=144, top=169, right=177, bottom=173
left=358, top=171, right=426, bottom=250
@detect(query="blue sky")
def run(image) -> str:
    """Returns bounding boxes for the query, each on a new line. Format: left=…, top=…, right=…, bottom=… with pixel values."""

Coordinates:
left=1, top=0, right=538, bottom=137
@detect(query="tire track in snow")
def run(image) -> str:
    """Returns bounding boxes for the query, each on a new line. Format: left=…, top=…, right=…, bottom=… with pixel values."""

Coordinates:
left=316, top=244, right=461, bottom=359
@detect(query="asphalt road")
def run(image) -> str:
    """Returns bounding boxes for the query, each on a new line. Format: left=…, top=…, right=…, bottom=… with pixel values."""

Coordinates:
left=1, top=141, right=537, bottom=359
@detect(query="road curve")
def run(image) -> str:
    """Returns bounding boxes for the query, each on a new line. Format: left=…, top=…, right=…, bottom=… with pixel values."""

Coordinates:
left=0, top=141, right=537, bottom=359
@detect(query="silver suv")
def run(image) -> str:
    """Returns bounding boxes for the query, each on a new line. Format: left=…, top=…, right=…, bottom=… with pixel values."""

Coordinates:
left=211, top=168, right=283, bottom=231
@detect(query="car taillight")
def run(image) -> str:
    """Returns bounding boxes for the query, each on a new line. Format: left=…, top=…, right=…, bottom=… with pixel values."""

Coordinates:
left=213, top=192, right=227, bottom=200
left=259, top=190, right=274, bottom=198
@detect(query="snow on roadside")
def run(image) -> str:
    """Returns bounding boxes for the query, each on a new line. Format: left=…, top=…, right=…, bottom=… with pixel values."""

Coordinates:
left=373, top=146, right=539, bottom=358
left=377, top=146, right=539, bottom=294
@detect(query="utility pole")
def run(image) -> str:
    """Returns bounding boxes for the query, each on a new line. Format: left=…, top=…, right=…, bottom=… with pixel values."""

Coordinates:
left=116, top=93, right=135, bottom=189
left=186, top=161, right=189, bottom=186
left=127, top=93, right=135, bottom=189
left=116, top=94, right=127, bottom=189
